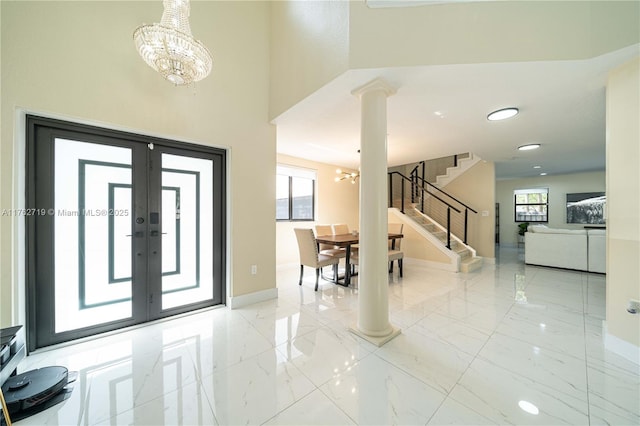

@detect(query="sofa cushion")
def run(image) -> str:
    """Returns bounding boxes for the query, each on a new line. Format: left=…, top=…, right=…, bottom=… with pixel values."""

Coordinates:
left=530, top=226, right=586, bottom=235
left=528, top=225, right=548, bottom=233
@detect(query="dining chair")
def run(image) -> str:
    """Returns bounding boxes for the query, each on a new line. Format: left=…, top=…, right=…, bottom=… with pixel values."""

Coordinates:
left=332, top=223, right=350, bottom=235
left=347, top=223, right=404, bottom=278
left=388, top=223, right=404, bottom=277
left=315, top=225, right=345, bottom=256
left=332, top=223, right=359, bottom=275
left=294, top=228, right=339, bottom=291
left=315, top=225, right=346, bottom=280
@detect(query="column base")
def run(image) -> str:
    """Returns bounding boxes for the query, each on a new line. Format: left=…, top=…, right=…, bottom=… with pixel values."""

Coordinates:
left=349, top=324, right=401, bottom=347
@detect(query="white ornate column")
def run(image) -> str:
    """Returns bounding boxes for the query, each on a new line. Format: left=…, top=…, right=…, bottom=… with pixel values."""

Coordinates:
left=350, top=78, right=401, bottom=346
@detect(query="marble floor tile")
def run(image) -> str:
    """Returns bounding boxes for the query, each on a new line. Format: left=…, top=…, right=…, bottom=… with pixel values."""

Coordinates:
left=183, top=314, right=273, bottom=377
left=12, top=246, right=639, bottom=426
left=200, top=348, right=315, bottom=425
left=477, top=332, right=589, bottom=401
left=586, top=361, right=640, bottom=425
left=375, top=327, right=474, bottom=394
left=413, top=312, right=491, bottom=357
left=276, top=325, right=375, bottom=387
left=435, top=296, right=509, bottom=335
left=247, top=305, right=324, bottom=347
left=427, top=396, right=495, bottom=425
left=94, top=380, right=218, bottom=426
left=496, top=304, right=587, bottom=360
left=320, top=354, right=446, bottom=425
left=263, top=389, right=356, bottom=425
left=450, top=357, right=590, bottom=425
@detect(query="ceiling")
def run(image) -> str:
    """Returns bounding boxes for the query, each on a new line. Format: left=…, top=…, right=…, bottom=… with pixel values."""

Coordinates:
left=273, top=44, right=638, bottom=180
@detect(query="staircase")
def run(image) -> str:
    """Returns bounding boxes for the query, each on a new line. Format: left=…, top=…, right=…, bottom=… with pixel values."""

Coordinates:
left=434, top=153, right=481, bottom=187
left=399, top=203, right=483, bottom=273
left=389, top=153, right=484, bottom=273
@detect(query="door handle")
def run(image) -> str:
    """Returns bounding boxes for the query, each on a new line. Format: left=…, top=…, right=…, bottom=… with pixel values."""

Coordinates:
left=125, top=231, right=144, bottom=238
left=150, top=230, right=159, bottom=237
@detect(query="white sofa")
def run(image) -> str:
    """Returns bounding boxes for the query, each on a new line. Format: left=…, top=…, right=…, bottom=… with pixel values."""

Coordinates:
left=524, top=225, right=605, bottom=273
left=587, top=229, right=606, bottom=273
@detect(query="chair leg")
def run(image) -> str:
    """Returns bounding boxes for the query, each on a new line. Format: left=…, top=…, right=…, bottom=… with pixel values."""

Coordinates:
left=399, top=259, right=403, bottom=277
left=320, top=266, right=330, bottom=281
left=389, top=260, right=394, bottom=273
left=333, top=263, right=338, bottom=283
left=315, top=268, right=320, bottom=291
left=299, top=265, right=304, bottom=286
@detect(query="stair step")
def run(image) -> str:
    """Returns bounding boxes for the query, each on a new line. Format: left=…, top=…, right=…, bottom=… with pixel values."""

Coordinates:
left=456, top=248, right=471, bottom=259
left=461, top=256, right=483, bottom=273
left=390, top=203, right=481, bottom=273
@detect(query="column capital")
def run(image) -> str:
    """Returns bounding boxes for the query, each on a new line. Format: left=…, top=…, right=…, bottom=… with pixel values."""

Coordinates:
left=351, top=77, right=397, bottom=98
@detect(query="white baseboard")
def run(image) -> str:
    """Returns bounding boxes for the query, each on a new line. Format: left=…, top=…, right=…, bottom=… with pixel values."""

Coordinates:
left=404, top=257, right=458, bottom=272
left=228, top=287, right=278, bottom=309
left=603, top=321, right=640, bottom=365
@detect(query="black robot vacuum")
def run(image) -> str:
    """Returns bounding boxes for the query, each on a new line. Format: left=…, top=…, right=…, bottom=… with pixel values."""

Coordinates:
left=1, top=366, right=69, bottom=418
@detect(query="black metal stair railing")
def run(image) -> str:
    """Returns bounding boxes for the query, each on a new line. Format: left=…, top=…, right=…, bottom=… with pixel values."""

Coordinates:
left=388, top=170, right=478, bottom=249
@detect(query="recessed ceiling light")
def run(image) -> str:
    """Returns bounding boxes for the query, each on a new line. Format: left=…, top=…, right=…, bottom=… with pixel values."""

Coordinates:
left=487, top=107, right=519, bottom=121
left=540, top=172, right=547, bottom=176
left=518, top=143, right=541, bottom=151
left=533, top=165, right=542, bottom=169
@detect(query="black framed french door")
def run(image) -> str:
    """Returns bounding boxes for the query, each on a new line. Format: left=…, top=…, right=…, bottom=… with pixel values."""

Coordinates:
left=26, top=115, right=225, bottom=351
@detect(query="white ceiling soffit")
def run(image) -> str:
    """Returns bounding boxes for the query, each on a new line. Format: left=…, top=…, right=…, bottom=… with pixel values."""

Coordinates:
left=274, top=44, right=639, bottom=180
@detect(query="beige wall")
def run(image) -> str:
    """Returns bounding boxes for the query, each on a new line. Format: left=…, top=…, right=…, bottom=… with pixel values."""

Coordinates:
left=269, top=0, right=350, bottom=120
left=496, top=171, right=606, bottom=246
left=441, top=161, right=496, bottom=260
left=349, top=1, right=640, bottom=69
left=0, top=1, right=274, bottom=325
left=276, top=154, right=359, bottom=266
left=606, top=57, right=640, bottom=348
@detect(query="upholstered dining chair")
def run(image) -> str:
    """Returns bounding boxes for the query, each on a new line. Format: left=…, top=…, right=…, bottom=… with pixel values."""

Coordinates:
left=294, top=228, right=339, bottom=291
left=388, top=223, right=404, bottom=277
left=315, top=224, right=346, bottom=280
left=333, top=223, right=358, bottom=252
left=347, top=223, right=404, bottom=278
left=332, top=223, right=350, bottom=235
left=315, top=225, right=345, bottom=257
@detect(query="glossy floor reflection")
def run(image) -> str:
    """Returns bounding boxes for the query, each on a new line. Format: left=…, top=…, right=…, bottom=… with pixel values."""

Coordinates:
left=15, top=246, right=639, bottom=425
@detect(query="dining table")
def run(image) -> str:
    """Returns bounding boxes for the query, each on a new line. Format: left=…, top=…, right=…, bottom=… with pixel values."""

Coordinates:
left=315, top=233, right=403, bottom=286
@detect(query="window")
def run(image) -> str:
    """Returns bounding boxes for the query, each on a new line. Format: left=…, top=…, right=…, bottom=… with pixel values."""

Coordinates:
left=276, top=165, right=316, bottom=221
left=514, top=188, right=548, bottom=222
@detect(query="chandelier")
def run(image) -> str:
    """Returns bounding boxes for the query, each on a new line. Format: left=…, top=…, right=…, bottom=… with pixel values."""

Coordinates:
left=133, top=0, right=213, bottom=86
left=335, top=169, right=360, bottom=184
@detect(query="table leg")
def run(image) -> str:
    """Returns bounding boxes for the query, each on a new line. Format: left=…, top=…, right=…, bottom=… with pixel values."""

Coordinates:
left=344, top=243, right=351, bottom=286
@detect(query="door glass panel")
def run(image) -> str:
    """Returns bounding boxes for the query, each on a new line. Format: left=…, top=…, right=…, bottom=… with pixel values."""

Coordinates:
left=54, top=138, right=133, bottom=332
left=161, top=153, right=214, bottom=310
